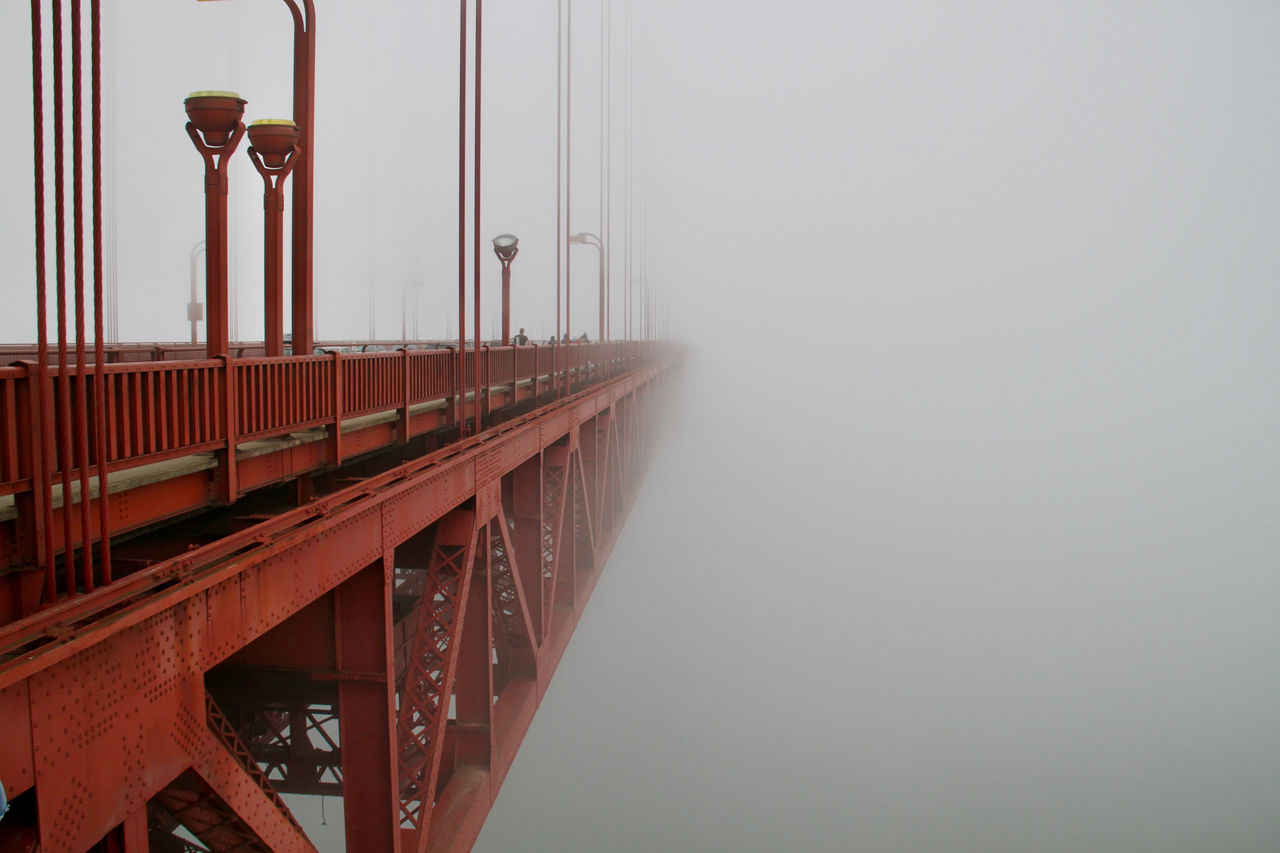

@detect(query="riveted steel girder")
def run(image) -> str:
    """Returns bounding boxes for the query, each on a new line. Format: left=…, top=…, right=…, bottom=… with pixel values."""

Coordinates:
left=0, top=360, right=673, bottom=851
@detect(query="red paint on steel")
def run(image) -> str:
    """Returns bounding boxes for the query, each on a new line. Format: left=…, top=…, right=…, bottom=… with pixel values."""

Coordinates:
left=248, top=127, right=301, bottom=357
left=287, top=0, right=317, bottom=358
left=555, top=0, right=563, bottom=397
left=0, top=353, right=674, bottom=850
left=565, top=0, right=573, bottom=397
left=71, top=0, right=96, bottom=592
left=457, top=0, right=468, bottom=436
left=335, top=559, right=400, bottom=852
left=185, top=95, right=246, bottom=359
left=52, top=0, right=79, bottom=594
left=28, top=0, right=57, bottom=602
left=474, top=0, right=484, bottom=431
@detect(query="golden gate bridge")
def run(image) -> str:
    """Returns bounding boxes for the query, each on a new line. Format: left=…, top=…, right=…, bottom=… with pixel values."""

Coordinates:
left=0, top=1, right=675, bottom=850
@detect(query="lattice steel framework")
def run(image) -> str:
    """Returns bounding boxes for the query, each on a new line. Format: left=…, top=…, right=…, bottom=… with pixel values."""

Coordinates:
left=0, top=358, right=674, bottom=852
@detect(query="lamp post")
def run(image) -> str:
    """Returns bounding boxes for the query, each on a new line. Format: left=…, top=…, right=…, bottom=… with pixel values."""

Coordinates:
left=402, top=280, right=425, bottom=342
left=189, top=240, right=206, bottom=344
left=197, top=0, right=316, bottom=356
left=492, top=234, right=519, bottom=345
left=568, top=232, right=604, bottom=343
left=246, top=119, right=301, bottom=356
left=630, top=277, right=645, bottom=341
left=184, top=90, right=246, bottom=359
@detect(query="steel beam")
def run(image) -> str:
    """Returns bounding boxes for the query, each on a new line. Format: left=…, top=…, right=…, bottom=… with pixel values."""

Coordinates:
left=0, top=361, right=673, bottom=851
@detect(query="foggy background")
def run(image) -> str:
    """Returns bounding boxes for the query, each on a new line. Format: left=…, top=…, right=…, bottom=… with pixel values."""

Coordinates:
left=480, top=2, right=1280, bottom=851
left=4, top=1, right=1280, bottom=851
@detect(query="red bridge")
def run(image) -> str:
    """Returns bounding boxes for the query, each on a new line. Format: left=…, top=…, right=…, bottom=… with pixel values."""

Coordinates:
left=0, top=2, right=674, bottom=850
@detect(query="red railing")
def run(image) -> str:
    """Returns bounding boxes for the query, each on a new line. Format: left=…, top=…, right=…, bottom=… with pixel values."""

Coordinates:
left=342, top=351, right=404, bottom=418
left=0, top=340, right=659, bottom=500
left=236, top=354, right=334, bottom=440
left=0, top=368, right=29, bottom=496
left=99, top=360, right=225, bottom=468
left=407, top=349, right=454, bottom=401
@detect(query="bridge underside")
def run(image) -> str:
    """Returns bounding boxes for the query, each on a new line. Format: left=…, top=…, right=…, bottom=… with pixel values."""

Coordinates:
left=0, top=359, right=673, bottom=852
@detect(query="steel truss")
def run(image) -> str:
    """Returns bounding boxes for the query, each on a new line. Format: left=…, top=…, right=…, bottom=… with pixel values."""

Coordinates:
left=0, top=359, right=673, bottom=852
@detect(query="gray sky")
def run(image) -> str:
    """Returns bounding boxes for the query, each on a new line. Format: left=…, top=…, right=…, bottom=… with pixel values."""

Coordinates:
left=4, top=1, right=1280, bottom=851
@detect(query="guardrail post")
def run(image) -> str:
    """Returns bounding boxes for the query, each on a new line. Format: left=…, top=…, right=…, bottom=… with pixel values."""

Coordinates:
left=16, top=361, right=52, bottom=602
left=329, top=349, right=345, bottom=466
left=447, top=345, right=460, bottom=430
left=398, top=347, right=411, bottom=443
left=531, top=343, right=539, bottom=398
left=217, top=355, right=239, bottom=504
left=481, top=344, right=491, bottom=427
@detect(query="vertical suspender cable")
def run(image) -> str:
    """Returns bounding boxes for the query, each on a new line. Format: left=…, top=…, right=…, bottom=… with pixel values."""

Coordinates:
left=474, top=0, right=482, bottom=426
left=565, top=0, right=573, bottom=384
left=31, top=0, right=57, bottom=601
left=604, top=0, right=611, bottom=346
left=598, top=0, right=605, bottom=345
left=625, top=0, right=632, bottom=342
left=555, top=0, right=562, bottom=392
left=457, top=0, right=468, bottom=434
left=53, top=0, right=78, bottom=592
left=92, top=0, right=110, bottom=583
left=72, top=0, right=95, bottom=591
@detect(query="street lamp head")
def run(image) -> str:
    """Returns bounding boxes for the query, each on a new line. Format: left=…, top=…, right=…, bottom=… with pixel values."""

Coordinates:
left=247, top=119, right=300, bottom=168
left=184, top=91, right=246, bottom=147
left=492, top=233, right=519, bottom=262
left=569, top=232, right=602, bottom=248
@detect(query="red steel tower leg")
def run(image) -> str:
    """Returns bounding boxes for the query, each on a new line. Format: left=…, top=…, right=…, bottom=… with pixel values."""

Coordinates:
left=396, top=509, right=478, bottom=849
left=540, top=444, right=569, bottom=645
left=510, top=458, right=545, bottom=646
left=337, top=558, right=401, bottom=853
left=452, top=521, right=493, bottom=771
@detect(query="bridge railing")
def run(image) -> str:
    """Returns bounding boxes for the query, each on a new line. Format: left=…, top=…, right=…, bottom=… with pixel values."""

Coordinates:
left=0, top=367, right=30, bottom=497
left=407, top=348, right=455, bottom=400
left=236, top=354, right=334, bottom=440
left=0, top=341, right=661, bottom=555
left=101, top=359, right=227, bottom=467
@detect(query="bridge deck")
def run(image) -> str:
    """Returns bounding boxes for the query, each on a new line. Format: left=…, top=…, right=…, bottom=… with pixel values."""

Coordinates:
left=0, top=342, right=655, bottom=622
left=0, top=350, right=676, bottom=852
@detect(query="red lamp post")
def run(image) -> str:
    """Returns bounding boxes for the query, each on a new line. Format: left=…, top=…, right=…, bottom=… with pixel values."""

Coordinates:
left=246, top=119, right=301, bottom=356
left=492, top=234, right=519, bottom=345
left=184, top=90, right=246, bottom=359
left=569, top=232, right=604, bottom=343
left=197, top=0, right=316, bottom=356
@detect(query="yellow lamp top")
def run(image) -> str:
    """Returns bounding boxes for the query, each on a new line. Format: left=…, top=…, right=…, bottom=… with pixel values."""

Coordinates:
left=187, top=90, right=242, bottom=99
left=249, top=119, right=297, bottom=127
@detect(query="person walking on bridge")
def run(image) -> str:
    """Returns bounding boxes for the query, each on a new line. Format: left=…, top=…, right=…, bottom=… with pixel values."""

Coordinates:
left=513, top=328, right=529, bottom=346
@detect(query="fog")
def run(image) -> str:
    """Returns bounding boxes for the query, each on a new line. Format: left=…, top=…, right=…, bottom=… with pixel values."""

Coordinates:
left=5, top=1, right=1280, bottom=851
left=479, top=2, right=1280, bottom=851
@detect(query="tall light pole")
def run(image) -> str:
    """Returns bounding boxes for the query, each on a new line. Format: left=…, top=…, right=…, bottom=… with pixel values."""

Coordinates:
left=492, top=234, right=519, bottom=345
left=402, top=280, right=425, bottom=342
left=189, top=240, right=206, bottom=344
left=246, top=119, right=301, bottom=356
left=630, top=277, right=645, bottom=341
left=184, top=91, right=246, bottom=358
left=568, top=232, right=604, bottom=342
left=197, top=0, right=316, bottom=356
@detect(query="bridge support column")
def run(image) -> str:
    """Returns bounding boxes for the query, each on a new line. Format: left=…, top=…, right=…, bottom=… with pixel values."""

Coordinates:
left=395, top=509, right=477, bottom=849
left=453, top=521, right=492, bottom=768
left=510, top=458, right=544, bottom=647
left=336, top=556, right=400, bottom=853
